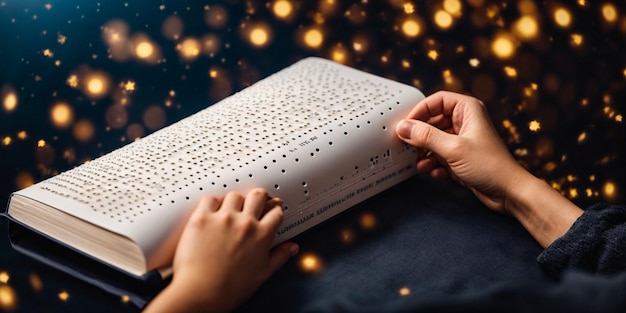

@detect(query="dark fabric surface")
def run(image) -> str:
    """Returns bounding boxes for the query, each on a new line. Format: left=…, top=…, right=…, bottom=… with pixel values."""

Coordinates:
left=239, top=176, right=550, bottom=312
left=4, top=176, right=626, bottom=312
left=538, top=202, right=626, bottom=275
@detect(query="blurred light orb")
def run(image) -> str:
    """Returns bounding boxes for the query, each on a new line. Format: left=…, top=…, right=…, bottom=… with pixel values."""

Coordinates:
left=553, top=7, right=573, bottom=28
left=299, top=253, right=323, bottom=273
left=73, top=119, right=96, bottom=142
left=3, top=91, right=17, bottom=112
left=514, top=16, right=539, bottom=40
left=401, top=18, right=421, bottom=37
left=491, top=33, right=516, bottom=59
left=330, top=44, right=349, bottom=64
left=50, top=102, right=74, bottom=128
left=162, top=15, right=184, bottom=40
left=434, top=10, right=454, bottom=29
left=399, top=287, right=411, bottom=296
left=443, top=0, right=462, bottom=15
left=16, top=171, right=34, bottom=189
left=359, top=212, right=377, bottom=229
left=135, top=41, right=155, bottom=59
left=601, top=3, right=618, bottom=23
left=0, top=285, right=18, bottom=312
left=143, top=105, right=166, bottom=130
left=84, top=72, right=111, bottom=99
left=249, top=26, right=271, bottom=47
left=603, top=181, right=617, bottom=201
left=201, top=34, right=221, bottom=55
left=272, top=0, right=293, bottom=19
left=101, top=19, right=129, bottom=45
left=204, top=5, right=228, bottom=28
left=126, top=123, right=145, bottom=141
left=177, top=37, right=201, bottom=61
left=105, top=104, right=128, bottom=129
left=303, top=28, right=323, bottom=48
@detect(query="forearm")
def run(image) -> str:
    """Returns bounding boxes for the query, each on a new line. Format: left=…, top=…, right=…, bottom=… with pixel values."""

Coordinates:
left=505, top=172, right=583, bottom=248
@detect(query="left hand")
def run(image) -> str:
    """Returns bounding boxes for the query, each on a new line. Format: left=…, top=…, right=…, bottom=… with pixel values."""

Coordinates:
left=145, top=188, right=299, bottom=313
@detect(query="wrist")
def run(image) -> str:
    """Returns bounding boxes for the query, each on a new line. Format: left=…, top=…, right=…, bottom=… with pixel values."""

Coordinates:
left=504, top=172, right=583, bottom=248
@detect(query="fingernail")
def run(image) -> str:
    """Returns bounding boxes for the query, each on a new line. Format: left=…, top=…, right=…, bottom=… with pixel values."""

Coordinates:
left=289, top=243, right=299, bottom=256
left=396, top=120, right=414, bottom=139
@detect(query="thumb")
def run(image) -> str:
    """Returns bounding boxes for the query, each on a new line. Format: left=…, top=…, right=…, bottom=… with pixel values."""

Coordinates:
left=267, top=242, right=299, bottom=276
left=396, top=119, right=456, bottom=158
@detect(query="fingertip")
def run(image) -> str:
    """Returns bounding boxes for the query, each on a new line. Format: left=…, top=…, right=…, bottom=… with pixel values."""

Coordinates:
left=396, top=119, right=414, bottom=140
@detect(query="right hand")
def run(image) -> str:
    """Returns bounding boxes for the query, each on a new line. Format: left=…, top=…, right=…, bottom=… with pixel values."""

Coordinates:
left=395, top=91, right=530, bottom=215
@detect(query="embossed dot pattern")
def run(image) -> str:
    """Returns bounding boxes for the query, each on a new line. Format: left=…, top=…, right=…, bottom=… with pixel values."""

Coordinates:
left=35, top=58, right=418, bottom=224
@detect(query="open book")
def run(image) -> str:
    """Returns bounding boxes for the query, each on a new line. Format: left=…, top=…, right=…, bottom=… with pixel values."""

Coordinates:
left=5, top=57, right=424, bottom=280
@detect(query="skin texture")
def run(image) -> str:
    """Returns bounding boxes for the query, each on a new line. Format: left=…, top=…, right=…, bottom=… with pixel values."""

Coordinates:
left=395, top=91, right=583, bottom=248
left=145, top=91, right=584, bottom=312
left=144, top=188, right=299, bottom=313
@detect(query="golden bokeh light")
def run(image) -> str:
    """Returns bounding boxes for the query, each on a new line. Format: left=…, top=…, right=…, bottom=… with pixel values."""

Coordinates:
left=130, top=34, right=161, bottom=64
left=401, top=18, right=421, bottom=37
left=603, top=181, right=617, bottom=201
left=339, top=228, right=355, bottom=244
left=126, top=123, right=145, bottom=141
left=330, top=44, right=349, bottom=64
left=135, top=41, right=155, bottom=59
left=2, top=136, right=10, bottom=146
left=58, top=290, right=69, bottom=302
left=434, top=10, right=454, bottom=29
left=50, top=102, right=74, bottom=129
left=201, top=34, right=221, bottom=55
left=162, top=15, right=184, bottom=41
left=0, top=285, right=18, bottom=312
left=570, top=33, right=584, bottom=47
left=303, top=28, right=324, bottom=49
left=2, top=91, right=17, bottom=112
left=513, top=15, right=539, bottom=40
left=177, top=37, right=202, bottom=61
left=105, top=104, right=129, bottom=129
left=0, top=271, right=8, bottom=283
left=272, top=0, right=294, bottom=19
left=299, top=253, right=323, bottom=273
left=528, top=120, right=541, bottom=132
left=101, top=19, right=129, bottom=45
left=247, top=25, right=272, bottom=47
left=204, top=5, right=228, bottom=28
left=29, top=273, right=43, bottom=292
left=491, top=33, right=516, bottom=59
left=72, top=119, right=96, bottom=143
left=443, top=0, right=462, bottom=15
left=553, top=7, right=573, bottom=28
left=143, top=105, right=167, bottom=130
left=16, top=171, right=34, bottom=189
left=601, top=3, right=618, bottom=23
left=399, top=286, right=411, bottom=296
left=83, top=72, right=111, bottom=99
left=359, top=212, right=377, bottom=230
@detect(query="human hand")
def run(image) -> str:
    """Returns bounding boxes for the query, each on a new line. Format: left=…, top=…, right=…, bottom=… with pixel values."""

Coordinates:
left=145, top=188, right=299, bottom=313
left=396, top=91, right=582, bottom=247
left=395, top=91, right=531, bottom=214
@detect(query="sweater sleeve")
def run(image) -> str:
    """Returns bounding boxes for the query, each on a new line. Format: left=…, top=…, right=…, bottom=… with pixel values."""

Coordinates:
left=537, top=203, right=626, bottom=276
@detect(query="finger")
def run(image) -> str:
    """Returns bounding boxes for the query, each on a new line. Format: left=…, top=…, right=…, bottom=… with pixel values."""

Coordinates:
left=396, top=119, right=457, bottom=159
left=259, top=204, right=284, bottom=234
left=221, top=191, right=245, bottom=212
left=416, top=157, right=437, bottom=174
left=242, top=188, right=269, bottom=218
left=263, top=197, right=283, bottom=216
left=197, top=195, right=222, bottom=213
left=266, top=242, right=299, bottom=277
left=407, top=91, right=476, bottom=121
